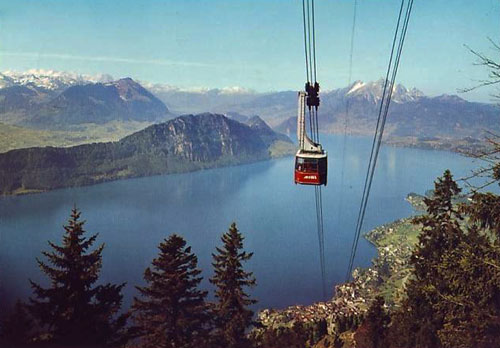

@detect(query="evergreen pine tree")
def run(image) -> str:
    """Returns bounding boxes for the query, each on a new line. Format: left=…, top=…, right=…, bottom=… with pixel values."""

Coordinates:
left=412, top=170, right=463, bottom=272
left=131, top=234, right=210, bottom=348
left=0, top=300, right=33, bottom=345
left=28, top=207, right=126, bottom=346
left=210, top=222, right=256, bottom=348
left=389, top=168, right=500, bottom=348
left=388, top=170, right=463, bottom=348
left=354, top=296, right=390, bottom=348
left=436, top=146, right=500, bottom=347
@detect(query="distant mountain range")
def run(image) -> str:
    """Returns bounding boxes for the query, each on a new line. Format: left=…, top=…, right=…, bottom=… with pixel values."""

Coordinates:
left=28, top=78, right=169, bottom=128
left=0, top=74, right=170, bottom=129
left=0, top=70, right=498, bottom=141
left=129, top=78, right=500, bottom=140
left=274, top=80, right=500, bottom=139
left=0, top=69, right=113, bottom=92
left=0, top=113, right=294, bottom=195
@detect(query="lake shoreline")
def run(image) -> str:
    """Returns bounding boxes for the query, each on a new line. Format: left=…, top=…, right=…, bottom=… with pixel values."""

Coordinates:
left=253, top=194, right=423, bottom=339
left=1, top=134, right=481, bottom=316
left=0, top=153, right=295, bottom=198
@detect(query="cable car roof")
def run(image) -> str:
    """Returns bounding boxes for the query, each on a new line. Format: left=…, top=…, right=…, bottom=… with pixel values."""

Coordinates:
left=295, top=150, right=327, bottom=159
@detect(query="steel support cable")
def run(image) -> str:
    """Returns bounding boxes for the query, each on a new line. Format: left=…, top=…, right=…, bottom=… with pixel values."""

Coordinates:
left=345, top=0, right=405, bottom=280
left=345, top=1, right=409, bottom=282
left=318, top=187, right=326, bottom=297
left=314, top=186, right=326, bottom=298
left=311, top=0, right=318, bottom=84
left=311, top=0, right=319, bottom=143
left=337, top=0, right=358, bottom=223
left=306, top=0, right=314, bottom=84
left=302, top=0, right=311, bottom=83
left=302, top=0, right=326, bottom=299
left=345, top=4, right=403, bottom=282
left=310, top=0, right=325, bottom=298
left=345, top=0, right=414, bottom=281
left=346, top=0, right=414, bottom=281
left=352, top=0, right=414, bottom=270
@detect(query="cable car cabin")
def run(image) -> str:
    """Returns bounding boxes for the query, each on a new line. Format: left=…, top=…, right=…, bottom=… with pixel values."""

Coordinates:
left=294, top=151, right=327, bottom=186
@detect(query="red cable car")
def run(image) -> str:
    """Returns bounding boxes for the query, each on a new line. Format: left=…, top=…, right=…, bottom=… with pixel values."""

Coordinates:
left=294, top=91, right=327, bottom=186
left=295, top=151, right=327, bottom=186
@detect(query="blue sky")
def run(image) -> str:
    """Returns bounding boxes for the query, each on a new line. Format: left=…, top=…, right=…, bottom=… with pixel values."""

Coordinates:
left=0, top=0, right=499, bottom=102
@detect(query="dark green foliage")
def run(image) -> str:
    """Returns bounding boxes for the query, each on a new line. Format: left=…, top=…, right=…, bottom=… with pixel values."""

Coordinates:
left=28, top=207, right=126, bottom=346
left=250, top=322, right=309, bottom=348
left=388, top=171, right=464, bottom=348
left=249, top=320, right=334, bottom=348
left=0, top=301, right=33, bottom=344
left=334, top=312, right=362, bottom=334
left=211, top=222, right=256, bottom=348
left=494, top=162, right=500, bottom=180
left=312, top=319, right=328, bottom=345
left=433, top=225, right=500, bottom=347
left=388, top=169, right=500, bottom=348
left=0, top=113, right=292, bottom=195
left=130, top=234, right=210, bottom=348
left=462, top=136, right=500, bottom=239
left=463, top=192, right=500, bottom=237
left=334, top=314, right=350, bottom=334
left=354, top=296, right=390, bottom=348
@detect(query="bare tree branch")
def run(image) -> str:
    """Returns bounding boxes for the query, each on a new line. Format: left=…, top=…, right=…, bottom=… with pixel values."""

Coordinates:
left=458, top=40, right=500, bottom=100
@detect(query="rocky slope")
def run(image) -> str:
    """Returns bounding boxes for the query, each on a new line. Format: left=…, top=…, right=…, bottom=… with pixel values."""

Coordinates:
left=0, top=113, right=294, bottom=195
left=26, top=78, right=169, bottom=128
left=275, top=80, right=500, bottom=140
left=2, top=70, right=497, bottom=153
left=0, top=76, right=170, bottom=130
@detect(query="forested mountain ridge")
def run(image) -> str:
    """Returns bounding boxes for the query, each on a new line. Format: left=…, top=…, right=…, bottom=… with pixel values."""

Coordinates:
left=1, top=71, right=497, bottom=155
left=0, top=113, right=294, bottom=195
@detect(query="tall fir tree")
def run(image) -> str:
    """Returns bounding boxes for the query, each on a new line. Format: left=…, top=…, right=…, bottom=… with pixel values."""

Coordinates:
left=388, top=170, right=463, bottom=348
left=389, top=168, right=500, bottom=348
left=0, top=301, right=33, bottom=345
left=354, top=296, right=390, bottom=348
left=131, top=234, right=210, bottom=348
left=210, top=222, right=256, bottom=348
left=28, top=207, right=127, bottom=346
left=437, top=139, right=500, bottom=347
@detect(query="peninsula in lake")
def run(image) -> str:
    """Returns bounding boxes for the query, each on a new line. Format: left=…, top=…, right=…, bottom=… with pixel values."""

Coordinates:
left=0, top=112, right=294, bottom=195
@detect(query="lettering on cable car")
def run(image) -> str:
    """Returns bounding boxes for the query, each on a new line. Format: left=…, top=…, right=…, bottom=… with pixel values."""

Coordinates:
left=294, top=91, right=328, bottom=186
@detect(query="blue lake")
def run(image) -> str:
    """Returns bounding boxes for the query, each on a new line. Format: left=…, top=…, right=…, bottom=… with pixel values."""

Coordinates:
left=0, top=135, right=484, bottom=314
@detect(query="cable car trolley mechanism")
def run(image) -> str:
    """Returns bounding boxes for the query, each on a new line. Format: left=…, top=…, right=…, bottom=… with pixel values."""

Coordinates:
left=294, top=90, right=327, bottom=186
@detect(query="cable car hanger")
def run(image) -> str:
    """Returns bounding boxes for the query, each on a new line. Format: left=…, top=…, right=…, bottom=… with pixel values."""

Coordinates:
left=294, top=91, right=327, bottom=186
left=294, top=0, right=327, bottom=300
left=294, top=0, right=327, bottom=187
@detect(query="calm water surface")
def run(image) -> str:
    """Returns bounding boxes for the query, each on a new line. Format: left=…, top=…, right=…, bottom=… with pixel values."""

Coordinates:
left=0, top=135, right=484, bottom=313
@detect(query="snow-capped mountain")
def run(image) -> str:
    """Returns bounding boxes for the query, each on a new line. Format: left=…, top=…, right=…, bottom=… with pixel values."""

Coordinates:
left=0, top=69, right=497, bottom=141
left=0, top=69, right=114, bottom=92
left=343, top=79, right=424, bottom=103
left=142, top=81, right=255, bottom=96
left=0, top=75, right=170, bottom=129
left=24, top=77, right=169, bottom=128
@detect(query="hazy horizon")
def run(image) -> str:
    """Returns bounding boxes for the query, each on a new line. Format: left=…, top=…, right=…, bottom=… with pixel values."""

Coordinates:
left=1, top=0, right=499, bottom=103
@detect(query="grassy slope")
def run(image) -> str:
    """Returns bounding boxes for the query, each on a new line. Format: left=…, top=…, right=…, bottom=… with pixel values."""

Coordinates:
left=0, top=121, right=152, bottom=153
left=269, top=140, right=296, bottom=157
left=364, top=218, right=421, bottom=304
